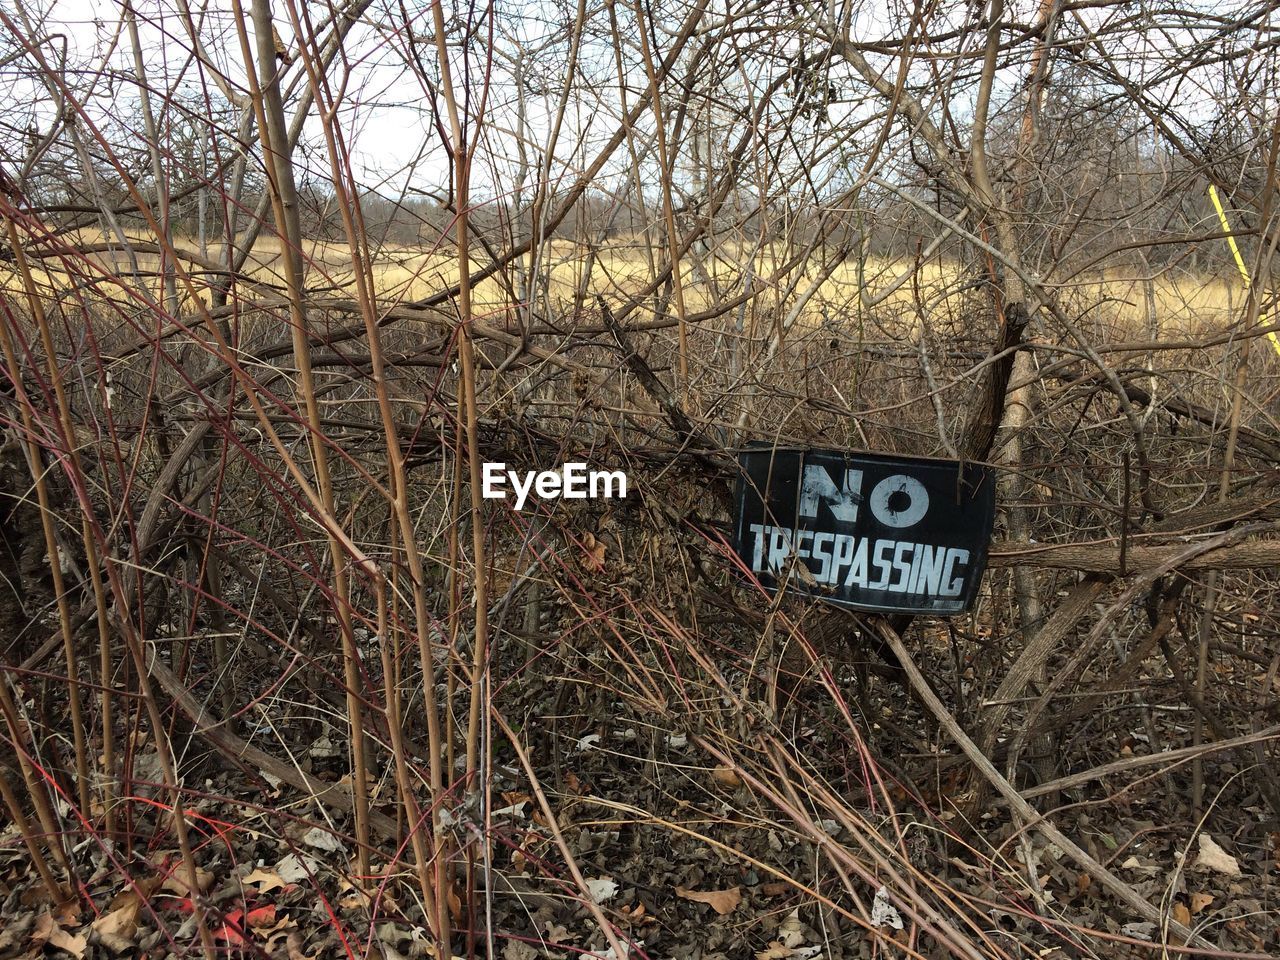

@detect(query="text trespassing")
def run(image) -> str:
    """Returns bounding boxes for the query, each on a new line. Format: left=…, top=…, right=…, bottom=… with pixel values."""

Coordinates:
left=744, top=522, right=971, bottom=598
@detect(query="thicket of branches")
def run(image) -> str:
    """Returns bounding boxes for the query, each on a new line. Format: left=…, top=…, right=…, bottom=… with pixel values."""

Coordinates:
left=0, top=0, right=1277, bottom=956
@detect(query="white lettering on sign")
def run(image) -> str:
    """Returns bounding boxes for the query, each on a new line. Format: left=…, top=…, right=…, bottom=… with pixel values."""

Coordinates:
left=868, top=474, right=929, bottom=528
left=799, top=465, right=863, bottom=522
left=746, top=522, right=969, bottom=599
left=799, top=466, right=931, bottom=529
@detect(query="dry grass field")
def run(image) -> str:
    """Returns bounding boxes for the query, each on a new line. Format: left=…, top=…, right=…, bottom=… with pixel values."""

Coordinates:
left=13, top=229, right=1249, bottom=343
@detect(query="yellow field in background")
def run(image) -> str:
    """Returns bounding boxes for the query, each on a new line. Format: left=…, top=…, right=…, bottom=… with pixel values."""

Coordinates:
left=5, top=230, right=1247, bottom=339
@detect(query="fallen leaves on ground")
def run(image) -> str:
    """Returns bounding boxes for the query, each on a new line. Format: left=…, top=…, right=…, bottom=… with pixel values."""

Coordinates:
left=243, top=866, right=290, bottom=894
left=584, top=876, right=619, bottom=903
left=302, top=826, right=346, bottom=853
left=32, top=910, right=88, bottom=959
left=675, top=884, right=742, bottom=915
left=870, top=886, right=903, bottom=930
left=158, top=863, right=215, bottom=898
left=710, top=765, right=742, bottom=789
left=1194, top=833, right=1242, bottom=876
left=215, top=903, right=279, bottom=945
left=91, top=893, right=141, bottom=954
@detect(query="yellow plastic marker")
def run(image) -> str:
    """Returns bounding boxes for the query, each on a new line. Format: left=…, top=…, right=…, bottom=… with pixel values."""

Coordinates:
left=1208, top=184, right=1280, bottom=357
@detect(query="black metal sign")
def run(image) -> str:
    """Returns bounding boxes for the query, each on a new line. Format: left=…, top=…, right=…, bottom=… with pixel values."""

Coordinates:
left=733, top=445, right=996, bottom=615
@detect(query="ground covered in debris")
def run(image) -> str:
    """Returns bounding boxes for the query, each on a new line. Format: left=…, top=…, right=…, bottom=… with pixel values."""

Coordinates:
left=3, top=598, right=1277, bottom=960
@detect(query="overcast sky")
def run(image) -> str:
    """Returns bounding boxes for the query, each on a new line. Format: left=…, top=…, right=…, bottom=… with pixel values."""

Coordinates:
left=3, top=0, right=1264, bottom=210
